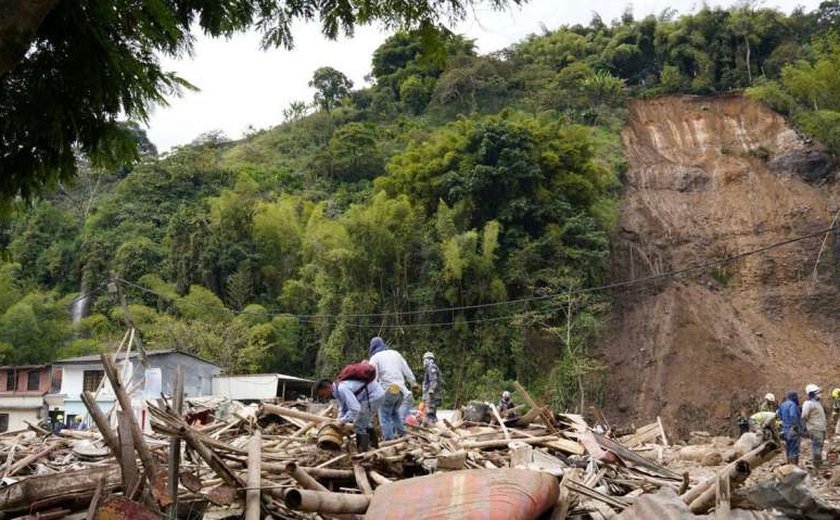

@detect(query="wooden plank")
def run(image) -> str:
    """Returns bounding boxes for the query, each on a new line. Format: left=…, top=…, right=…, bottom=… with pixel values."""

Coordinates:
left=353, top=463, right=373, bottom=496
left=715, top=470, right=731, bottom=520
left=117, top=410, right=139, bottom=494
left=489, top=402, right=510, bottom=440
left=513, top=381, right=556, bottom=432
left=245, top=431, right=261, bottom=520
left=657, top=416, right=669, bottom=448
left=166, top=366, right=184, bottom=519
left=81, top=391, right=121, bottom=465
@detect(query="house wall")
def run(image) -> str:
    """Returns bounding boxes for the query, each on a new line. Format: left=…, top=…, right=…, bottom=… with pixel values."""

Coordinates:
left=0, top=395, right=48, bottom=431
left=213, top=375, right=279, bottom=401
left=130, top=353, right=220, bottom=398
left=0, top=367, right=51, bottom=394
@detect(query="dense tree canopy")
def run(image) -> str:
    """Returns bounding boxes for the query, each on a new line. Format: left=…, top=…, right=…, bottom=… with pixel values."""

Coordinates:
left=2, top=3, right=840, bottom=409
left=0, top=0, right=522, bottom=204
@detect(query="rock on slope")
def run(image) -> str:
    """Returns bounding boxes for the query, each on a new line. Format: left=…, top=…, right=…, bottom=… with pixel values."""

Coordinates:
left=603, top=95, right=840, bottom=437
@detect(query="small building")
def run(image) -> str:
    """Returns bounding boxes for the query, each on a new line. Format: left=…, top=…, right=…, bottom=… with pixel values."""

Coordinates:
left=53, top=350, right=222, bottom=422
left=0, top=364, right=62, bottom=432
left=212, top=373, right=314, bottom=403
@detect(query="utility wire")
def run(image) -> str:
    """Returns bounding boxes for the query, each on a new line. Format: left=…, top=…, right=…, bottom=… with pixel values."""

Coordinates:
left=112, top=224, right=839, bottom=328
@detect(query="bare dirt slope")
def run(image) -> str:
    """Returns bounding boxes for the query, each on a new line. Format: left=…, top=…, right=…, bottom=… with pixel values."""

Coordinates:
left=603, top=95, right=840, bottom=437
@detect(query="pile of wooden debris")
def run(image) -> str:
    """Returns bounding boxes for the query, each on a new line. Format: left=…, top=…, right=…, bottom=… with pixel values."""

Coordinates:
left=1, top=354, right=830, bottom=519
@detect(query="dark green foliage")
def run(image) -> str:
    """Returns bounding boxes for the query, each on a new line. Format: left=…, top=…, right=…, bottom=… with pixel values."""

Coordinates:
left=3, top=3, right=840, bottom=410
left=309, top=67, right=354, bottom=113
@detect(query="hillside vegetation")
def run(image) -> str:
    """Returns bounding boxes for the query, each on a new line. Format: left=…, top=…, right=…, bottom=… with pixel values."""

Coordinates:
left=2, top=3, right=840, bottom=409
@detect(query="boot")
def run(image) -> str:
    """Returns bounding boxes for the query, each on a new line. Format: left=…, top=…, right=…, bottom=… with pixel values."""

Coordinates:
left=366, top=427, right=379, bottom=449
left=356, top=432, right=370, bottom=452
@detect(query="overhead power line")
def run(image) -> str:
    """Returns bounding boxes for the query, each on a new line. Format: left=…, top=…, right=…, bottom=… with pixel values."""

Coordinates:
left=111, top=224, right=839, bottom=329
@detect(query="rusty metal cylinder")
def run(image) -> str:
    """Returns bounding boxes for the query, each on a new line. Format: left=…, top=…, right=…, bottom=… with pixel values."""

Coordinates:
left=317, top=423, right=344, bottom=451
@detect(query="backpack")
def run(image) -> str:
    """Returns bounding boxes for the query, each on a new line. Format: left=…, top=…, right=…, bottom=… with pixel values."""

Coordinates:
left=335, top=362, right=377, bottom=397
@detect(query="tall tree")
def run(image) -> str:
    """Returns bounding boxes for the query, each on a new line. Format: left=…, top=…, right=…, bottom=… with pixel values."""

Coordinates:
left=309, top=67, right=354, bottom=113
left=0, top=0, right=522, bottom=203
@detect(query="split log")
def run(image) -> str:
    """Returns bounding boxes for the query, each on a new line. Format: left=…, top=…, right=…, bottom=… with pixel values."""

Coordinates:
left=489, top=402, right=510, bottom=440
left=246, top=431, right=261, bottom=520
left=81, top=391, right=121, bottom=464
left=367, top=469, right=392, bottom=487
left=715, top=470, right=731, bottom=520
left=117, top=410, right=139, bottom=493
left=7, top=443, right=59, bottom=476
left=284, top=489, right=370, bottom=514
left=681, top=440, right=779, bottom=512
left=167, top=365, right=184, bottom=519
left=513, top=381, right=556, bottom=432
left=260, top=404, right=333, bottom=425
left=353, top=463, right=373, bottom=496
left=285, top=461, right=329, bottom=492
left=461, top=435, right=560, bottom=450
left=101, top=353, right=164, bottom=505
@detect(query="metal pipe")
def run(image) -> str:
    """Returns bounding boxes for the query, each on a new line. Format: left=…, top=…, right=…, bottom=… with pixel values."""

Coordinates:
left=284, top=489, right=370, bottom=514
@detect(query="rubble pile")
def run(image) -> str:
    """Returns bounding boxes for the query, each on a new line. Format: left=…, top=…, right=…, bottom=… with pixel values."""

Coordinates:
left=0, top=355, right=838, bottom=519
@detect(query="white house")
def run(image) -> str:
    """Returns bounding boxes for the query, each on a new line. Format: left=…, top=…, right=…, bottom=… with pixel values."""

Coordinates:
left=53, top=350, right=222, bottom=424
left=212, top=373, right=313, bottom=402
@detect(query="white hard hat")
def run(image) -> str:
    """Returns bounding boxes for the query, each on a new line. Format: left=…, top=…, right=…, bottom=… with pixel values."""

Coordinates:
left=423, top=351, right=435, bottom=360
left=764, top=393, right=775, bottom=402
left=502, top=391, right=511, bottom=399
left=806, top=383, right=821, bottom=395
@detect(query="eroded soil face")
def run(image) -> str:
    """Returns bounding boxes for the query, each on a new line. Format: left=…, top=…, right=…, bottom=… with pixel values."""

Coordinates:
left=603, top=95, right=840, bottom=437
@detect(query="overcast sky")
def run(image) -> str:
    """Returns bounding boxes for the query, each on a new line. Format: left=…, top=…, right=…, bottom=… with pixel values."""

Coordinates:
left=145, top=0, right=819, bottom=151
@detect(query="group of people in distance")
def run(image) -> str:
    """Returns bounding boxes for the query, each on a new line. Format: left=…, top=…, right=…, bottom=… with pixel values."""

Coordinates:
left=314, top=337, right=442, bottom=452
left=742, top=383, right=834, bottom=469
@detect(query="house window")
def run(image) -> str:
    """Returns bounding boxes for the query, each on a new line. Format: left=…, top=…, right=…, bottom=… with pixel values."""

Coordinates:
left=5, top=370, right=16, bottom=392
left=83, top=370, right=104, bottom=393
left=27, top=371, right=40, bottom=391
left=0, top=414, right=8, bottom=433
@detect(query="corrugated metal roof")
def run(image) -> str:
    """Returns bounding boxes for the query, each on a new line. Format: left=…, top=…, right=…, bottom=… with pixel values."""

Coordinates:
left=212, top=373, right=313, bottom=383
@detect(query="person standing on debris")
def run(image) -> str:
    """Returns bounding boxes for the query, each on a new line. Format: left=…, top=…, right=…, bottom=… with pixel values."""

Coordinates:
left=779, top=390, right=803, bottom=465
left=368, top=336, right=417, bottom=440
left=72, top=416, right=87, bottom=431
left=802, top=383, right=827, bottom=469
left=315, top=373, right=385, bottom=452
left=422, top=351, right=442, bottom=426
left=831, top=388, right=840, bottom=437
left=760, top=393, right=777, bottom=412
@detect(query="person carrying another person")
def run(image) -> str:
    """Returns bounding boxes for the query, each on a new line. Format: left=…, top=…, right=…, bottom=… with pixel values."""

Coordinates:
left=422, top=351, right=442, bottom=426
left=802, top=383, right=827, bottom=469
left=368, top=336, right=416, bottom=440
left=779, top=390, right=802, bottom=466
left=315, top=363, right=385, bottom=452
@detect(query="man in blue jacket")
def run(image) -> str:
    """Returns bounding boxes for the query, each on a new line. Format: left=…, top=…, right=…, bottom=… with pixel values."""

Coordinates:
left=779, top=390, right=802, bottom=465
left=316, top=376, right=384, bottom=452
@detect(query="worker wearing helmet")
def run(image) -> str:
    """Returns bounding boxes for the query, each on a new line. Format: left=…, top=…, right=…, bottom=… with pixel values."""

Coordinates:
left=422, top=352, right=442, bottom=427
left=831, top=388, right=840, bottom=437
left=52, top=414, right=65, bottom=433
left=498, top=390, right=516, bottom=418
left=802, top=383, right=826, bottom=469
left=760, top=393, right=777, bottom=413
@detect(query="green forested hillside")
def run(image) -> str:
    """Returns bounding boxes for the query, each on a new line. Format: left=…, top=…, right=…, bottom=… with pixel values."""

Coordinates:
left=2, top=3, right=840, bottom=409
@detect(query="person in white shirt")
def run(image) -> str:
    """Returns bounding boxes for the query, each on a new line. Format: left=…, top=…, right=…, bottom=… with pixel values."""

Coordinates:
left=802, top=383, right=827, bottom=469
left=368, top=336, right=416, bottom=440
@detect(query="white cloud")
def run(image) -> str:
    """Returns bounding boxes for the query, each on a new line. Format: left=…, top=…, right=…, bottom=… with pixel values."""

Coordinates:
left=145, top=0, right=822, bottom=151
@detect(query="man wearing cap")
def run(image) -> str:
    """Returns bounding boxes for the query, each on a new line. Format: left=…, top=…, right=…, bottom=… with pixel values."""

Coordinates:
left=368, top=336, right=416, bottom=440
left=422, top=352, right=442, bottom=426
left=759, top=393, right=777, bottom=413
left=802, top=383, right=827, bottom=469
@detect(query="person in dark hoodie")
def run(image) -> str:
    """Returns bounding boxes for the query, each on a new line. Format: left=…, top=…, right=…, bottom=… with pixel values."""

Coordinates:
left=779, top=390, right=803, bottom=465
left=368, top=337, right=416, bottom=440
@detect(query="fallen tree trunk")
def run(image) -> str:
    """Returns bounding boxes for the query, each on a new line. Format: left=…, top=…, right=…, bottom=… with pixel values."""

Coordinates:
left=0, top=466, right=121, bottom=513
left=681, top=441, right=779, bottom=514
left=284, top=489, right=370, bottom=514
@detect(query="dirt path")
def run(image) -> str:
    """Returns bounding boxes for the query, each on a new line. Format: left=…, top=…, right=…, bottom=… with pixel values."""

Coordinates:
left=602, top=95, right=840, bottom=436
